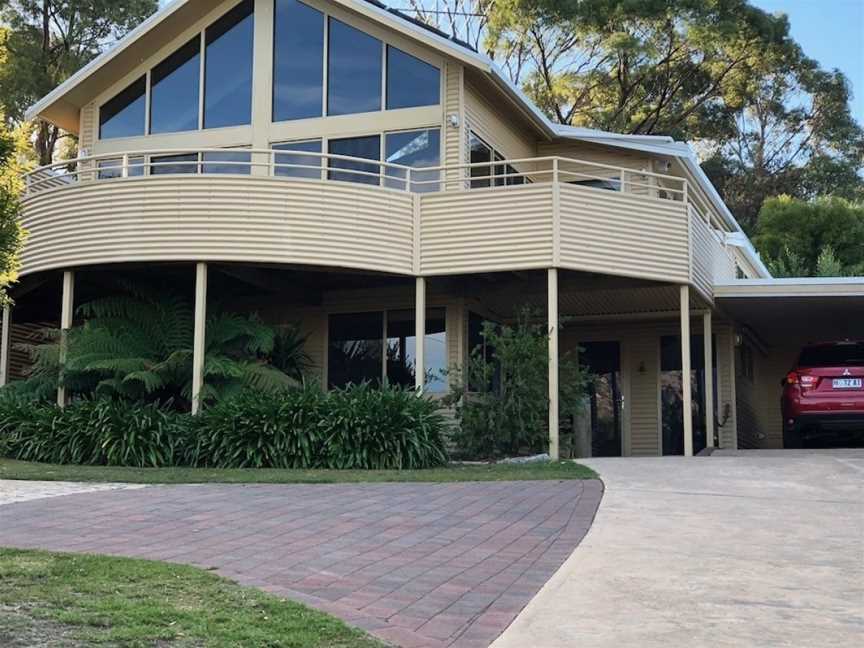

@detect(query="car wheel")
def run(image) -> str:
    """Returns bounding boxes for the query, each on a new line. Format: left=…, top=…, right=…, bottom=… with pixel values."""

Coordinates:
left=784, top=429, right=804, bottom=449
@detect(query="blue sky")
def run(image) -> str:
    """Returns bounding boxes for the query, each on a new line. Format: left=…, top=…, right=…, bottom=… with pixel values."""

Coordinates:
left=752, top=0, right=864, bottom=123
left=159, top=0, right=863, bottom=122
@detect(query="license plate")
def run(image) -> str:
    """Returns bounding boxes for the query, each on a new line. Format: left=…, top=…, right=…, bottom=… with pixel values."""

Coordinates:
left=832, top=378, right=862, bottom=389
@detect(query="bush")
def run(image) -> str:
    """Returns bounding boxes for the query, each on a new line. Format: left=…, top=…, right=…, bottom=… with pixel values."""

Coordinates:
left=447, top=307, right=590, bottom=460
left=0, top=384, right=449, bottom=471
left=0, top=396, right=189, bottom=467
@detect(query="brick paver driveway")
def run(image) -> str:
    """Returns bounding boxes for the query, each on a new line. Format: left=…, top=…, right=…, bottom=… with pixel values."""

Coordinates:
left=0, top=480, right=602, bottom=648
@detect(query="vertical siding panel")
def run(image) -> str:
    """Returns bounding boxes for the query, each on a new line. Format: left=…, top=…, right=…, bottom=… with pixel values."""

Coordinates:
left=444, top=62, right=464, bottom=188
left=715, top=324, right=738, bottom=449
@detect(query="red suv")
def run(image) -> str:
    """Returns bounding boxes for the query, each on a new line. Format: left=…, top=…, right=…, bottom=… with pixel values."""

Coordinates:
left=782, top=341, right=864, bottom=448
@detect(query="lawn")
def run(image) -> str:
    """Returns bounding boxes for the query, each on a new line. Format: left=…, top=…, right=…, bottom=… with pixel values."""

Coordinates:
left=0, top=458, right=597, bottom=484
left=0, top=548, right=384, bottom=647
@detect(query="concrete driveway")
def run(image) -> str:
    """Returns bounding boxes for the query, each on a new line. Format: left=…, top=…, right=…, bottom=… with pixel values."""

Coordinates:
left=493, top=450, right=864, bottom=648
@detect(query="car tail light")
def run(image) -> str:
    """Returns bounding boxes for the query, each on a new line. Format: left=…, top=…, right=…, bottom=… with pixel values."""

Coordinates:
left=786, top=371, right=799, bottom=384
left=800, top=375, right=817, bottom=388
left=787, top=371, right=817, bottom=389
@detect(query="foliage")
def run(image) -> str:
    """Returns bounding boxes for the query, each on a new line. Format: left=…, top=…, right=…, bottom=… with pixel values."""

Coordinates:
left=0, top=395, right=189, bottom=467
left=0, top=0, right=159, bottom=164
left=0, top=385, right=450, bottom=470
left=15, top=285, right=306, bottom=407
left=754, top=196, right=864, bottom=277
left=0, top=549, right=386, bottom=647
left=0, top=110, right=27, bottom=305
left=446, top=307, right=590, bottom=459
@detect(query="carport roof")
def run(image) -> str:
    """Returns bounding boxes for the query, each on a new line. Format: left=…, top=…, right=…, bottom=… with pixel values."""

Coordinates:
left=715, top=278, right=864, bottom=345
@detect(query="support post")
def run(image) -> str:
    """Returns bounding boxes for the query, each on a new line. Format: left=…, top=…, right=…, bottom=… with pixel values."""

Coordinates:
left=703, top=311, right=715, bottom=448
left=680, top=285, right=693, bottom=457
left=415, top=277, right=426, bottom=393
left=191, top=263, right=208, bottom=415
left=0, top=305, right=11, bottom=388
left=57, top=271, right=75, bottom=407
left=548, top=268, right=560, bottom=462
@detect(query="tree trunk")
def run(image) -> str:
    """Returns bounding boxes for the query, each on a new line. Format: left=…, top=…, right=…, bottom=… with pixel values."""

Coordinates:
left=35, top=121, right=59, bottom=166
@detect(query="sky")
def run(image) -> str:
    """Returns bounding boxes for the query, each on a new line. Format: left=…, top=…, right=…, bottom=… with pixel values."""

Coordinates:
left=158, top=0, right=863, bottom=122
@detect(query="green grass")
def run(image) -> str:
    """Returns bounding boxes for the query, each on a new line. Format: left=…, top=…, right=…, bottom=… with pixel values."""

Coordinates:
left=0, top=458, right=597, bottom=484
left=0, top=548, right=384, bottom=647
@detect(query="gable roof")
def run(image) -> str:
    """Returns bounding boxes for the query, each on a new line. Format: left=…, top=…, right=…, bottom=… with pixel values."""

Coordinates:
left=26, top=0, right=761, bottom=265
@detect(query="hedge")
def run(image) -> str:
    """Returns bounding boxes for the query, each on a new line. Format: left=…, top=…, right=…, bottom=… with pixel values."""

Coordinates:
left=0, top=384, right=448, bottom=470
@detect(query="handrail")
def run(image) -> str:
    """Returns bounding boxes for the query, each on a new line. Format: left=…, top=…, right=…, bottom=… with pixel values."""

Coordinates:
left=22, top=149, right=689, bottom=205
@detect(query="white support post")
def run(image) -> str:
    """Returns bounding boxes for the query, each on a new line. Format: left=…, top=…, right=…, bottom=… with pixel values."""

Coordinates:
left=191, top=263, right=208, bottom=415
left=704, top=311, right=715, bottom=448
left=548, top=268, right=560, bottom=462
left=0, top=305, right=11, bottom=388
left=680, top=285, right=693, bottom=457
left=415, top=277, right=426, bottom=393
left=57, top=271, right=75, bottom=407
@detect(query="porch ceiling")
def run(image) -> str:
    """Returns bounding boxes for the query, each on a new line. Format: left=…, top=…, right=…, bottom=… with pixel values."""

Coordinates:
left=716, top=279, right=864, bottom=347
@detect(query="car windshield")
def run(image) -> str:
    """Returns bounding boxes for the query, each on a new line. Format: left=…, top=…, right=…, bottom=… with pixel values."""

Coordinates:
left=798, top=344, right=864, bottom=368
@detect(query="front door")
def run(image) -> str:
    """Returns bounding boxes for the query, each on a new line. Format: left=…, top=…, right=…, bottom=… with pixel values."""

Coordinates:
left=581, top=341, right=623, bottom=457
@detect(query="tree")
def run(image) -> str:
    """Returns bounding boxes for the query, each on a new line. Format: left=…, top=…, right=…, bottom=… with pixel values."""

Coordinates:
left=754, top=196, right=864, bottom=278
left=0, top=0, right=159, bottom=165
left=16, top=285, right=310, bottom=407
left=0, top=111, right=27, bottom=305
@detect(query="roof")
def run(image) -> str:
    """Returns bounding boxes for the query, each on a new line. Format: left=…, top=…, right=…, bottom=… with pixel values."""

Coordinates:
left=26, top=0, right=754, bottom=250
left=715, top=277, right=864, bottom=299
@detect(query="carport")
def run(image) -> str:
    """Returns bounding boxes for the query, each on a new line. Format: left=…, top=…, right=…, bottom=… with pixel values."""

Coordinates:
left=715, top=278, right=864, bottom=449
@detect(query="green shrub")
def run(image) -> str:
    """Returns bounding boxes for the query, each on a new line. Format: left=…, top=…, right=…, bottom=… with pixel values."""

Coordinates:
left=447, top=307, right=590, bottom=460
left=0, top=396, right=189, bottom=467
left=320, top=383, right=448, bottom=470
left=0, top=384, right=449, bottom=470
left=190, top=385, right=325, bottom=469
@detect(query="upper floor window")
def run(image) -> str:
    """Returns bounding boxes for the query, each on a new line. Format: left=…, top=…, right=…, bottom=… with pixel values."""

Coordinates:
left=385, top=129, right=440, bottom=192
left=328, top=135, right=381, bottom=185
left=327, top=18, right=382, bottom=116
left=273, top=139, right=322, bottom=178
left=273, top=0, right=324, bottom=122
left=386, top=46, right=440, bottom=110
left=99, top=77, right=146, bottom=140
left=204, top=0, right=254, bottom=129
left=150, top=37, right=201, bottom=135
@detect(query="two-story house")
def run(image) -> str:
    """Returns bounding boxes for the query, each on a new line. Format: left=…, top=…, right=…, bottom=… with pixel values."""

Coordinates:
left=4, top=0, right=863, bottom=457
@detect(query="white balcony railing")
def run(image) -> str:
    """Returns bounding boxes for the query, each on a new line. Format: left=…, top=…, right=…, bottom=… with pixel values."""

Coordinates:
left=23, top=148, right=689, bottom=202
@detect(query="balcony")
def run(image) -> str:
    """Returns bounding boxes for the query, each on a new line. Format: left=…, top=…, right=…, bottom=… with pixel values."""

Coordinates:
left=20, top=149, right=735, bottom=299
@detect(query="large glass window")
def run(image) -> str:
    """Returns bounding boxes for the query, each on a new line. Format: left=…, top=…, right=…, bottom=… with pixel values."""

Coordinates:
left=328, top=312, right=384, bottom=389
left=151, top=154, right=199, bottom=175
left=204, top=0, right=254, bottom=129
left=202, top=150, right=251, bottom=175
left=273, top=139, right=322, bottom=178
left=99, top=77, right=146, bottom=140
left=386, top=46, right=440, bottom=110
left=273, top=0, right=324, bottom=121
left=385, top=129, right=440, bottom=192
left=327, top=18, right=382, bottom=116
left=469, top=133, right=492, bottom=188
left=150, top=38, right=201, bottom=134
left=386, top=309, right=447, bottom=393
left=328, top=135, right=381, bottom=185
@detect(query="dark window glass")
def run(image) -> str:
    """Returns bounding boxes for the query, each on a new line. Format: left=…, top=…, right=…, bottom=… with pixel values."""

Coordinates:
left=467, top=311, right=500, bottom=392
left=328, top=135, right=381, bottom=185
left=99, top=77, right=146, bottom=139
left=98, top=157, right=146, bottom=179
left=798, top=344, right=864, bottom=367
left=98, top=159, right=122, bottom=180
left=570, top=178, right=621, bottom=191
left=327, top=18, right=382, bottom=116
left=273, top=139, right=322, bottom=178
left=469, top=133, right=492, bottom=188
left=273, top=0, right=324, bottom=121
left=202, top=150, right=251, bottom=174
left=386, top=309, right=447, bottom=392
left=328, top=312, right=383, bottom=389
left=385, top=129, right=440, bottom=192
left=150, top=37, right=201, bottom=134
left=151, top=153, right=199, bottom=175
left=204, top=0, right=254, bottom=129
left=386, top=46, right=440, bottom=110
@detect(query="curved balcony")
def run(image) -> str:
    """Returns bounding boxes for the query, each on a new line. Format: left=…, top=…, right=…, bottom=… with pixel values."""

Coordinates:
left=20, top=149, right=733, bottom=298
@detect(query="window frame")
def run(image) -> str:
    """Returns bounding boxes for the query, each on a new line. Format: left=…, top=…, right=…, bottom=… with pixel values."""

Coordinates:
left=325, top=306, right=448, bottom=392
